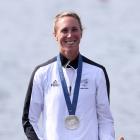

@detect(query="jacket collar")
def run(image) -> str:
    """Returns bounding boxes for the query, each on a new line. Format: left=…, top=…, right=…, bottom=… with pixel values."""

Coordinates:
left=59, top=53, right=79, bottom=69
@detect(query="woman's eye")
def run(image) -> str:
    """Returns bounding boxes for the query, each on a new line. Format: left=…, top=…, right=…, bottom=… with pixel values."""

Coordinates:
left=61, top=28, right=68, bottom=33
left=61, top=27, right=78, bottom=34
left=72, top=28, right=78, bottom=32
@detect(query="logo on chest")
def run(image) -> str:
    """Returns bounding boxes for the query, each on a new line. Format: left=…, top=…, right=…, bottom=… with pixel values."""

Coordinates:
left=51, top=80, right=59, bottom=87
left=80, top=78, right=89, bottom=89
left=51, top=79, right=89, bottom=89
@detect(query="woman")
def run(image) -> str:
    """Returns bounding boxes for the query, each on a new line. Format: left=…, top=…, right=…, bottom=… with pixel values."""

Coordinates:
left=22, top=11, right=115, bottom=140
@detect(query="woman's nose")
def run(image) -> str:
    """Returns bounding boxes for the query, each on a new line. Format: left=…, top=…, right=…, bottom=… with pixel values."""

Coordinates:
left=67, top=31, right=72, bottom=37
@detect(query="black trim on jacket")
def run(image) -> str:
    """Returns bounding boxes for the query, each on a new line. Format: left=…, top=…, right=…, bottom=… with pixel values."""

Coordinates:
left=82, top=56, right=110, bottom=101
left=22, top=57, right=57, bottom=140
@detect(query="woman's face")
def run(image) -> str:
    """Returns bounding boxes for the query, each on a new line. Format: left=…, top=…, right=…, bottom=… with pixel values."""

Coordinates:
left=54, top=16, right=82, bottom=60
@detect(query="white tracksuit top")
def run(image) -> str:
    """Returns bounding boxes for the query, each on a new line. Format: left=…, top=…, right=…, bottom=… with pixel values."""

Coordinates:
left=22, top=54, right=115, bottom=140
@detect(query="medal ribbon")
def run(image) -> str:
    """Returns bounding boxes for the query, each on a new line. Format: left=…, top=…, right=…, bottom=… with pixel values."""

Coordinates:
left=57, top=54, right=82, bottom=115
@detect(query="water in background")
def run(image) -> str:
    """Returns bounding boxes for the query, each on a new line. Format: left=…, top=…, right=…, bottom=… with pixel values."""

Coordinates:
left=0, top=0, right=140, bottom=139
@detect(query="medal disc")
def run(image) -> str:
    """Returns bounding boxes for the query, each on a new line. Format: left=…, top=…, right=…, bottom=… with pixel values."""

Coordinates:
left=65, top=115, right=80, bottom=130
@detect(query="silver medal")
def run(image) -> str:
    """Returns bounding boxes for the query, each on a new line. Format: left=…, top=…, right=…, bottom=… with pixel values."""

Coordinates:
left=65, top=115, right=80, bottom=130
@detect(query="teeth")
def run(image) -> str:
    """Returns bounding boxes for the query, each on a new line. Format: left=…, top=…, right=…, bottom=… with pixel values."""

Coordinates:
left=65, top=41, right=75, bottom=45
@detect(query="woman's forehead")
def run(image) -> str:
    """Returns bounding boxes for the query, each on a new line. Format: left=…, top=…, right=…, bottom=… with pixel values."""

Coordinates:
left=56, top=16, right=80, bottom=27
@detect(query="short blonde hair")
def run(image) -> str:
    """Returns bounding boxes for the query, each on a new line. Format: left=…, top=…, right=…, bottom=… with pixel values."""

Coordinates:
left=53, top=11, right=83, bottom=33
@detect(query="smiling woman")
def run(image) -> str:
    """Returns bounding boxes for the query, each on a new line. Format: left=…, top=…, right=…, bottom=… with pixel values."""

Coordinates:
left=22, top=11, right=115, bottom=140
left=53, top=12, right=83, bottom=61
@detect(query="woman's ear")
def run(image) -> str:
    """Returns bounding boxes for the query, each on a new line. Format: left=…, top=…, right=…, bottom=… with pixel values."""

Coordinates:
left=53, top=32, right=58, bottom=41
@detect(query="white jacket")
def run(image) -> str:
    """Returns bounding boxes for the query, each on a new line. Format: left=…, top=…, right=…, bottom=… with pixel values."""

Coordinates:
left=22, top=54, right=115, bottom=140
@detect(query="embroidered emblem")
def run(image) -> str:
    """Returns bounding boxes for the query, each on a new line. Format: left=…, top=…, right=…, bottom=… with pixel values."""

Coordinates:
left=51, top=80, right=59, bottom=87
left=80, top=79, right=88, bottom=89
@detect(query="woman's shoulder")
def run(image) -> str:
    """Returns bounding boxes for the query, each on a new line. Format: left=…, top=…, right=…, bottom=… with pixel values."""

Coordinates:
left=82, top=55, right=106, bottom=71
left=32, top=56, right=57, bottom=77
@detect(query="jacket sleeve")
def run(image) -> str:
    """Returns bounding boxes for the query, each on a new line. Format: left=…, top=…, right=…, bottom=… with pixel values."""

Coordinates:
left=22, top=67, right=44, bottom=140
left=96, top=68, right=115, bottom=140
